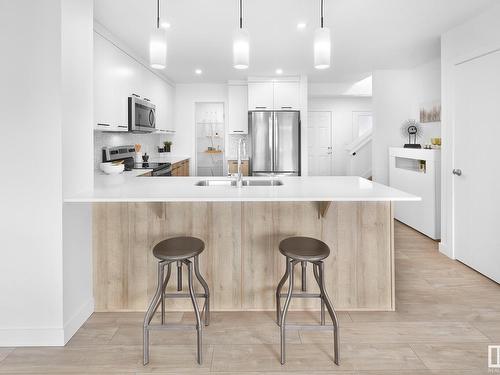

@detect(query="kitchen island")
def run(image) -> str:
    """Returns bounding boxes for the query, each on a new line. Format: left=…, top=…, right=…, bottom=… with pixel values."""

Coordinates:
left=67, top=175, right=419, bottom=312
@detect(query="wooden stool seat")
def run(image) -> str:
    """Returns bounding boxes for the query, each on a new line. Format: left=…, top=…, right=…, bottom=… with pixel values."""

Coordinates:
left=279, top=236, right=330, bottom=262
left=153, top=236, right=204, bottom=261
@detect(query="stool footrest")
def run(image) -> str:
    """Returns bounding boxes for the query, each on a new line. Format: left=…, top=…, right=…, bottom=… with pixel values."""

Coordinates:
left=164, top=293, right=207, bottom=299
left=146, top=323, right=198, bottom=331
left=279, top=293, right=321, bottom=299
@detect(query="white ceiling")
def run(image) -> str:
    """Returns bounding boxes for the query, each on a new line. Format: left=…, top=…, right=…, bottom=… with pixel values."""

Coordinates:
left=94, top=0, right=496, bottom=83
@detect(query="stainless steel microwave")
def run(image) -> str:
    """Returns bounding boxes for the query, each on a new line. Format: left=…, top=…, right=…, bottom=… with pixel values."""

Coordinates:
left=128, top=96, right=156, bottom=132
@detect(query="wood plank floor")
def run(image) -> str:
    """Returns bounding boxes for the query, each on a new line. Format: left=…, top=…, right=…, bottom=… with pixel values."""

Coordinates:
left=1, top=221, right=499, bottom=374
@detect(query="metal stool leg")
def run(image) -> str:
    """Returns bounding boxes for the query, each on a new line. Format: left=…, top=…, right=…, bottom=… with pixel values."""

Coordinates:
left=317, top=261, right=340, bottom=365
left=185, top=259, right=203, bottom=364
left=313, top=263, right=325, bottom=325
left=194, top=255, right=210, bottom=326
left=276, top=256, right=290, bottom=325
left=161, top=263, right=172, bottom=325
left=177, top=261, right=182, bottom=291
left=280, top=259, right=296, bottom=365
left=143, top=261, right=165, bottom=365
left=301, top=261, right=307, bottom=291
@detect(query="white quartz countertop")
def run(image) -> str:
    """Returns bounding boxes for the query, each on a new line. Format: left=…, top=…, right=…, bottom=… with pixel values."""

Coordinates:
left=65, top=174, right=420, bottom=203
left=151, top=155, right=190, bottom=164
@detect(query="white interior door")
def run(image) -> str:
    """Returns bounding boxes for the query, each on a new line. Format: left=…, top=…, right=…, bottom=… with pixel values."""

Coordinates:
left=453, top=49, right=500, bottom=283
left=308, top=111, right=333, bottom=176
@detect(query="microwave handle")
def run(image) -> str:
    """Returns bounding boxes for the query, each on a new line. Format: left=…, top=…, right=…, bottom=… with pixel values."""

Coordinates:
left=149, top=109, right=155, bottom=127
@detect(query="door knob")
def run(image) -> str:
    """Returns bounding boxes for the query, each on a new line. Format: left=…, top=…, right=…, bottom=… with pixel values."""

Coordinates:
left=452, top=169, right=462, bottom=176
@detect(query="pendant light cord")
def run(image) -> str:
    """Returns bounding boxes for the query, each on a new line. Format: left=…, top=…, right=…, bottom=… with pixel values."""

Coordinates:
left=156, top=0, right=160, bottom=29
left=239, top=0, right=243, bottom=29
left=320, top=0, right=324, bottom=28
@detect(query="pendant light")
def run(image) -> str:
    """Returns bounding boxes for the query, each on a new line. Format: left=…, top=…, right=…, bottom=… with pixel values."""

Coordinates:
left=150, top=0, right=167, bottom=69
left=233, top=0, right=249, bottom=70
left=314, top=0, right=331, bottom=69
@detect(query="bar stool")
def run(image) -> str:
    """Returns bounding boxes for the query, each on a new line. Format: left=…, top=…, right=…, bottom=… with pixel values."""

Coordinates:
left=143, top=236, right=210, bottom=365
left=276, top=236, right=340, bottom=365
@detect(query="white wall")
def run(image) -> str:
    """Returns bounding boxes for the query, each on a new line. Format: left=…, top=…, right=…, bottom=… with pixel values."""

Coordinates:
left=308, top=97, right=373, bottom=175
left=61, top=0, right=94, bottom=342
left=174, top=84, right=229, bottom=175
left=309, top=76, right=372, bottom=98
left=0, top=0, right=93, bottom=346
left=440, top=3, right=500, bottom=258
left=372, top=59, right=441, bottom=184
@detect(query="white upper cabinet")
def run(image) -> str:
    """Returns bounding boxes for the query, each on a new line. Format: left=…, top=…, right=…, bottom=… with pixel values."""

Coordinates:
left=247, top=80, right=301, bottom=111
left=248, top=82, right=274, bottom=110
left=273, top=81, right=300, bottom=110
left=94, top=32, right=175, bottom=133
left=228, top=84, right=248, bottom=134
left=94, top=34, right=128, bottom=132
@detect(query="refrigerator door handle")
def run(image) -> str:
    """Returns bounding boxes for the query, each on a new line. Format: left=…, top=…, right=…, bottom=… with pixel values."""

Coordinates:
left=269, top=114, right=274, bottom=171
left=273, top=112, right=278, bottom=172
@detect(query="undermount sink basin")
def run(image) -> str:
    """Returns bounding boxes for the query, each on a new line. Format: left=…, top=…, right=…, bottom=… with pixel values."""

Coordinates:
left=195, top=179, right=283, bottom=187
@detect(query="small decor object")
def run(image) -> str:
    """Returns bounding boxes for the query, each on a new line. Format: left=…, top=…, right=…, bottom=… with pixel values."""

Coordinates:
left=164, top=141, right=172, bottom=153
left=431, top=137, right=442, bottom=148
left=142, top=153, right=149, bottom=162
left=401, top=119, right=423, bottom=149
left=134, top=144, right=142, bottom=162
left=420, top=101, right=441, bottom=123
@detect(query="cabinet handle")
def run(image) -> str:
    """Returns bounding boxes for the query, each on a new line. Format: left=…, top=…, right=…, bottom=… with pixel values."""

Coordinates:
left=143, top=97, right=150, bottom=102
left=255, top=106, right=267, bottom=109
left=131, top=93, right=140, bottom=98
left=118, top=125, right=128, bottom=128
left=281, top=106, right=292, bottom=109
left=97, top=123, right=110, bottom=127
left=232, top=130, right=244, bottom=133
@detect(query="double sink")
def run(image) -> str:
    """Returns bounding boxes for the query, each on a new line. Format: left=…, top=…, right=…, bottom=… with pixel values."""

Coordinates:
left=195, top=179, right=283, bottom=187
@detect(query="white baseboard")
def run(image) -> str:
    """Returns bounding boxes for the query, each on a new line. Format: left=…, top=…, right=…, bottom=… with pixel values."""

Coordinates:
left=0, top=298, right=94, bottom=347
left=0, top=327, right=65, bottom=347
left=439, top=241, right=454, bottom=259
left=63, top=298, right=94, bottom=344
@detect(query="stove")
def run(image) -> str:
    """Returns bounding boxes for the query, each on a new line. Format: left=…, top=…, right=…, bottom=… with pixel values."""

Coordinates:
left=102, top=145, right=172, bottom=176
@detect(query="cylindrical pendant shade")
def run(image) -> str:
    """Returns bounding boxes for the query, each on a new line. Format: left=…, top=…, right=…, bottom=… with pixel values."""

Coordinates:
left=314, top=27, right=331, bottom=69
left=233, top=28, right=249, bottom=70
left=150, top=28, right=167, bottom=69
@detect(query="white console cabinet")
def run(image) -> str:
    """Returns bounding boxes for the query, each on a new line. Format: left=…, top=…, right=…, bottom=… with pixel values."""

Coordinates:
left=389, top=148, right=441, bottom=240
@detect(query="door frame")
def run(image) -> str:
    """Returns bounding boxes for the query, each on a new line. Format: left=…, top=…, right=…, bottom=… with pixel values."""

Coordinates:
left=307, top=110, right=334, bottom=176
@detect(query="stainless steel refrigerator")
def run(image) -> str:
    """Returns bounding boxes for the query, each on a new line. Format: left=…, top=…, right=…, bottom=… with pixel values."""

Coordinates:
left=249, top=111, right=300, bottom=176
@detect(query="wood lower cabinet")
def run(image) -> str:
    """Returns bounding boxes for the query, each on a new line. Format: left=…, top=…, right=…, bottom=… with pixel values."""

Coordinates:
left=171, top=159, right=190, bottom=176
left=228, top=160, right=249, bottom=176
left=93, top=201, right=394, bottom=312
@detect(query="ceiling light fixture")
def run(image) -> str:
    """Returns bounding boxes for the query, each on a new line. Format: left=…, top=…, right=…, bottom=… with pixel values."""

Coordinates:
left=195, top=69, right=202, bottom=75
left=150, top=0, right=167, bottom=69
left=160, top=21, right=171, bottom=29
left=233, top=0, right=249, bottom=69
left=314, top=0, right=331, bottom=70
left=275, top=68, right=283, bottom=75
left=297, top=22, right=307, bottom=29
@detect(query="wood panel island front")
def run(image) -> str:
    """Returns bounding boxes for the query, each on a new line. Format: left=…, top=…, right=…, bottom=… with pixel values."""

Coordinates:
left=67, top=175, right=419, bottom=313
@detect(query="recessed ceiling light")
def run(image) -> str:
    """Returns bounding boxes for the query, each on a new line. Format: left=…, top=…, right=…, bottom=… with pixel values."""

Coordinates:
left=161, top=21, right=171, bottom=29
left=297, top=22, right=307, bottom=29
left=195, top=69, right=202, bottom=75
left=275, top=68, right=283, bottom=75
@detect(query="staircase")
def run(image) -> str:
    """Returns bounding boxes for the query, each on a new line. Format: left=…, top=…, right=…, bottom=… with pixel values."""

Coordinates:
left=345, top=130, right=372, bottom=179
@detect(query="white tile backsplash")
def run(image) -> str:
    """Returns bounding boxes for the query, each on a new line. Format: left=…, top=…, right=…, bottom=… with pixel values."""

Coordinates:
left=94, top=131, right=167, bottom=169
